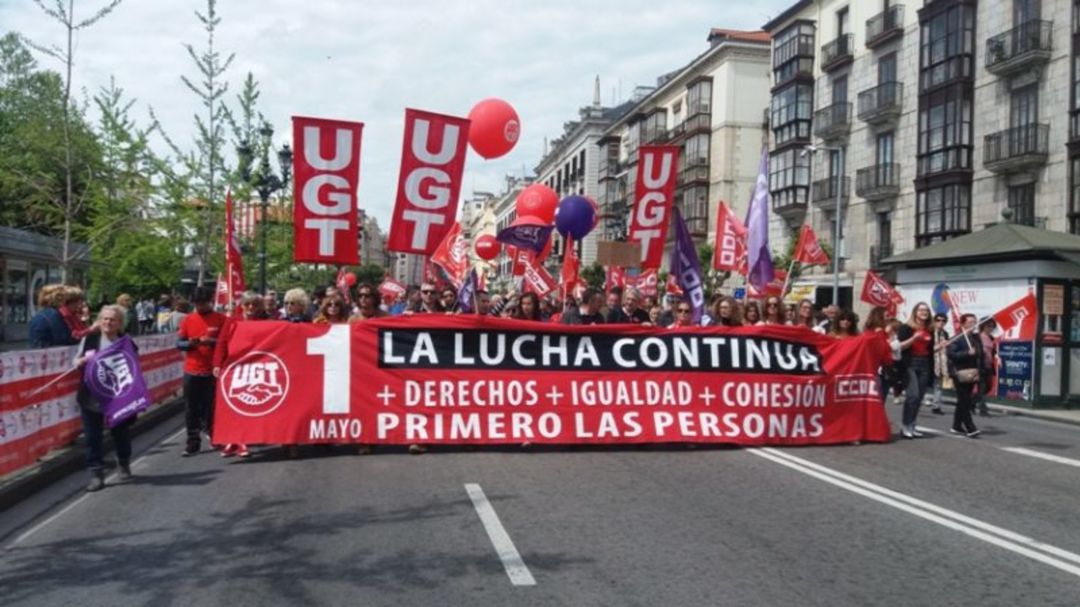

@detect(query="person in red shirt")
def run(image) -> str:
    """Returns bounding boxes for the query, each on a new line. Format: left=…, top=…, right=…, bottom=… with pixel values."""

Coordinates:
left=896, top=302, right=934, bottom=439
left=212, top=292, right=268, bottom=458
left=176, top=287, right=227, bottom=456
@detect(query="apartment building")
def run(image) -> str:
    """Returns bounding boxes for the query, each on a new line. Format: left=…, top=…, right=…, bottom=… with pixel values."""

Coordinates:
left=595, top=29, right=772, bottom=260
left=764, top=0, right=1078, bottom=307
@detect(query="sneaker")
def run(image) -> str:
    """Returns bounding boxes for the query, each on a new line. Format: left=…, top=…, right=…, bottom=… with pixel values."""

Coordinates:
left=966, top=429, right=982, bottom=438
left=86, top=470, right=105, bottom=492
left=931, top=408, right=945, bottom=415
left=408, top=444, right=427, bottom=455
left=949, top=427, right=964, bottom=435
left=220, top=444, right=238, bottom=458
left=116, top=461, right=132, bottom=483
left=901, top=427, right=915, bottom=439
left=238, top=445, right=251, bottom=458
left=182, top=446, right=199, bottom=457
left=911, top=429, right=924, bottom=438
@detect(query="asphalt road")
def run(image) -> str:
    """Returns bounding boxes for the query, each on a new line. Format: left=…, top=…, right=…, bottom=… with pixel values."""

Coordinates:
left=2, top=404, right=1079, bottom=606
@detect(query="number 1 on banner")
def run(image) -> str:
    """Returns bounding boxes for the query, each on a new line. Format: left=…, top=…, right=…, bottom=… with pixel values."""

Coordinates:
left=306, top=324, right=350, bottom=414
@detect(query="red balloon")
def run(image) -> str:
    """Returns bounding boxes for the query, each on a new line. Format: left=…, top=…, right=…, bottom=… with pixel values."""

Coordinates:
left=516, top=184, right=559, bottom=224
left=468, top=98, right=520, bottom=160
left=343, top=272, right=357, bottom=287
left=475, top=234, right=501, bottom=261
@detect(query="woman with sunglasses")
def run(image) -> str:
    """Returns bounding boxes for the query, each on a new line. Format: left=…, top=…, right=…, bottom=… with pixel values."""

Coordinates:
left=350, top=284, right=387, bottom=321
left=896, top=302, right=934, bottom=438
left=671, top=301, right=697, bottom=328
left=314, top=294, right=351, bottom=324
left=212, top=291, right=269, bottom=458
left=762, top=297, right=785, bottom=325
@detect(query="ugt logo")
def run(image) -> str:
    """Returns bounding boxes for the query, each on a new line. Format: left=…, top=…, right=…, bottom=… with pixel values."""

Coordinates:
left=221, top=352, right=290, bottom=417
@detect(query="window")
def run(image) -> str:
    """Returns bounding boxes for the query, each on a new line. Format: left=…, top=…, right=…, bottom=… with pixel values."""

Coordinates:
left=918, top=87, right=973, bottom=175
left=684, top=133, right=709, bottom=165
left=916, top=184, right=971, bottom=246
left=1014, top=0, right=1040, bottom=24
left=878, top=212, right=893, bottom=251
left=879, top=52, right=898, bottom=84
left=769, top=148, right=811, bottom=209
left=877, top=131, right=895, bottom=166
left=773, top=22, right=816, bottom=85
left=837, top=7, right=850, bottom=36
left=920, top=4, right=976, bottom=91
left=1008, top=183, right=1036, bottom=226
left=687, top=80, right=712, bottom=115
left=1011, top=84, right=1039, bottom=128
left=832, top=75, right=848, bottom=104
left=680, top=186, right=709, bottom=234
left=770, top=83, right=813, bottom=145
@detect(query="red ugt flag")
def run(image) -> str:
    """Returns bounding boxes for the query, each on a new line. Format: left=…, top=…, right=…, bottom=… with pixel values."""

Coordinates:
left=861, top=270, right=903, bottom=314
left=992, top=292, right=1037, bottom=338
left=629, top=145, right=679, bottom=268
left=793, top=224, right=830, bottom=267
left=429, top=222, right=469, bottom=287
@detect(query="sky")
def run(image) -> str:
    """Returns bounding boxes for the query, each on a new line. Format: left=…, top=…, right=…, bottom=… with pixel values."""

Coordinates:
left=1, top=0, right=793, bottom=230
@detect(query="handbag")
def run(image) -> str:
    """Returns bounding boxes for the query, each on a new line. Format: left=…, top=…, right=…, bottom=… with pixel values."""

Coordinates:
left=956, top=368, right=980, bottom=384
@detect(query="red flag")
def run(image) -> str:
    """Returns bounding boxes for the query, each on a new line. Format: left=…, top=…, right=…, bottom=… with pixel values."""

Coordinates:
left=522, top=255, right=558, bottom=298
left=429, top=222, right=469, bottom=287
left=793, top=224, right=830, bottom=267
left=861, top=270, right=903, bottom=314
left=606, top=266, right=626, bottom=294
left=665, top=274, right=684, bottom=297
left=387, top=109, right=471, bottom=255
left=559, top=237, right=581, bottom=301
left=224, top=189, right=246, bottom=301
left=629, top=145, right=680, bottom=268
left=624, top=269, right=658, bottom=297
left=712, top=201, right=748, bottom=272
left=214, top=273, right=229, bottom=308
left=511, top=246, right=531, bottom=278
left=992, top=292, right=1037, bottom=337
left=378, top=278, right=406, bottom=305
left=291, top=116, right=364, bottom=265
left=748, top=269, right=788, bottom=299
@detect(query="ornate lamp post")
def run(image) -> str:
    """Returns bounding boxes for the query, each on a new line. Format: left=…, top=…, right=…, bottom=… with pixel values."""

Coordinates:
left=237, top=122, right=293, bottom=294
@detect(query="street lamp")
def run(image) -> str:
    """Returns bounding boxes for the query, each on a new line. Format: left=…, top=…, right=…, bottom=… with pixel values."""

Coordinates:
left=801, top=143, right=846, bottom=307
left=237, top=122, right=293, bottom=294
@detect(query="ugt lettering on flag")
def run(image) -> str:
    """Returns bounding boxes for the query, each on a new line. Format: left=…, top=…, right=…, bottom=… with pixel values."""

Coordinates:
left=292, top=116, right=364, bottom=265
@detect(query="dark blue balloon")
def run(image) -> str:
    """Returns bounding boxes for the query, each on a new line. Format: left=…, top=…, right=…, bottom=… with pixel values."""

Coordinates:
left=555, top=195, right=597, bottom=240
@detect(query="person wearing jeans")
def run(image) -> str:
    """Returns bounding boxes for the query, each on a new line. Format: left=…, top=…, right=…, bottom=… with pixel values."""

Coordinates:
left=897, top=302, right=934, bottom=439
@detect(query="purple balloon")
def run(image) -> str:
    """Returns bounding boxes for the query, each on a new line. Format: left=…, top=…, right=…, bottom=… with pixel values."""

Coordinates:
left=555, top=195, right=598, bottom=240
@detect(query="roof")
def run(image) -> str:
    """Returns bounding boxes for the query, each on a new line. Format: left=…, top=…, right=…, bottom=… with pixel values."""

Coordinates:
left=882, top=223, right=1080, bottom=267
left=762, top=0, right=815, bottom=32
left=708, top=29, right=771, bottom=44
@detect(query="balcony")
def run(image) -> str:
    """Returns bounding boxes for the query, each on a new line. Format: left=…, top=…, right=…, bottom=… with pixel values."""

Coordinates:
left=598, top=159, right=623, bottom=181
left=983, top=124, right=1049, bottom=173
left=811, top=176, right=850, bottom=211
left=821, top=34, right=854, bottom=72
left=870, top=243, right=894, bottom=269
left=677, top=159, right=710, bottom=187
left=985, top=19, right=1053, bottom=76
left=866, top=5, right=904, bottom=49
left=857, top=82, right=903, bottom=126
left=771, top=193, right=808, bottom=223
left=855, top=163, right=900, bottom=205
left=813, top=102, right=852, bottom=142
left=683, top=112, right=711, bottom=136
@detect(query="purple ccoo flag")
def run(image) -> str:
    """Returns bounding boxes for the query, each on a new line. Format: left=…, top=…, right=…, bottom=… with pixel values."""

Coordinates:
left=745, top=147, right=775, bottom=291
left=457, top=268, right=478, bottom=313
left=82, top=335, right=152, bottom=428
left=668, top=207, right=706, bottom=324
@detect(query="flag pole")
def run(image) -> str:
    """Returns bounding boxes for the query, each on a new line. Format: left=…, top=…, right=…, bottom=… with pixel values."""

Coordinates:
left=780, top=259, right=797, bottom=299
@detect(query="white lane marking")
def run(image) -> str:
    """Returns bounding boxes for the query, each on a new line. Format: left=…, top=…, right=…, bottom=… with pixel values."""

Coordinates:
left=1000, top=447, right=1080, bottom=469
left=8, top=427, right=186, bottom=548
left=464, top=483, right=536, bottom=586
left=750, top=448, right=1080, bottom=578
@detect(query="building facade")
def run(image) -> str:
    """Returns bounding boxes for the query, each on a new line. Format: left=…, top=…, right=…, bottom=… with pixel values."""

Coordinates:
left=596, top=29, right=772, bottom=266
left=764, top=0, right=1079, bottom=308
left=0, top=227, right=90, bottom=346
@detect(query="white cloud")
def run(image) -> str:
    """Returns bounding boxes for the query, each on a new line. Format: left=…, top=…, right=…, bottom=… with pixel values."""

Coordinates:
left=2, top=0, right=793, bottom=230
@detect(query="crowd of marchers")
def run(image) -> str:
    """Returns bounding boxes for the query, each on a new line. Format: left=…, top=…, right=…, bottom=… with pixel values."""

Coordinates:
left=25, top=279, right=1000, bottom=493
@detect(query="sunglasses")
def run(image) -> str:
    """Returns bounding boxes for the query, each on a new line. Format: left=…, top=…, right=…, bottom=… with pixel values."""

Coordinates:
left=677, top=308, right=692, bottom=313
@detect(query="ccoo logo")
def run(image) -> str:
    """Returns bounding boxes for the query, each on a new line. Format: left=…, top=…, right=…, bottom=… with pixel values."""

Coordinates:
left=221, top=351, right=291, bottom=417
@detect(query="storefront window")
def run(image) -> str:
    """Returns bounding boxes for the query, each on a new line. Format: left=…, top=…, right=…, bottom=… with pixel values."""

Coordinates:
left=6, top=262, right=29, bottom=325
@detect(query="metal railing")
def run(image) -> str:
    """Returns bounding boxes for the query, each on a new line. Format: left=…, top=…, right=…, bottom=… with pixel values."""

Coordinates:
left=870, top=243, right=894, bottom=268
left=855, top=163, right=900, bottom=198
left=813, top=102, right=852, bottom=139
left=857, top=82, right=903, bottom=121
left=866, top=5, right=904, bottom=47
left=811, top=176, right=851, bottom=202
left=821, top=34, right=854, bottom=69
left=983, top=123, right=1049, bottom=166
left=985, top=19, right=1053, bottom=70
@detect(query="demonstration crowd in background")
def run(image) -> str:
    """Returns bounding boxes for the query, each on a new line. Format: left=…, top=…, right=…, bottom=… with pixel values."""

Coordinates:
left=26, top=278, right=999, bottom=492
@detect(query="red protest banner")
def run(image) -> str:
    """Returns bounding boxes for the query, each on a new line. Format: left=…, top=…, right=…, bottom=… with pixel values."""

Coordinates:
left=629, top=145, right=680, bottom=268
left=291, top=116, right=364, bottom=264
left=387, top=109, right=471, bottom=255
left=625, top=269, right=658, bottom=297
left=212, top=317, right=893, bottom=446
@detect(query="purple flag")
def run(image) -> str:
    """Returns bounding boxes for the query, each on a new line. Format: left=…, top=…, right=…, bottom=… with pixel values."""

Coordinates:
left=457, top=268, right=478, bottom=313
left=82, top=335, right=151, bottom=428
left=745, top=147, right=775, bottom=291
left=668, top=207, right=706, bottom=324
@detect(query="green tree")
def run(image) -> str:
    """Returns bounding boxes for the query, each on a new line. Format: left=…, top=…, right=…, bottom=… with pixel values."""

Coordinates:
left=354, top=263, right=388, bottom=287
left=25, top=0, right=124, bottom=280
left=581, top=262, right=605, bottom=290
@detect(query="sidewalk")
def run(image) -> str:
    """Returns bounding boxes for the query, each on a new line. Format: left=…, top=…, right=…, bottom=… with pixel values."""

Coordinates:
left=0, top=396, right=185, bottom=513
left=985, top=402, right=1080, bottom=427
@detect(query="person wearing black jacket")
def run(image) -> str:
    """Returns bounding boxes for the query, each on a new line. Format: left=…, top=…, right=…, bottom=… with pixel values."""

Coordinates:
left=947, top=313, right=984, bottom=437
left=74, top=305, right=133, bottom=492
left=606, top=290, right=649, bottom=324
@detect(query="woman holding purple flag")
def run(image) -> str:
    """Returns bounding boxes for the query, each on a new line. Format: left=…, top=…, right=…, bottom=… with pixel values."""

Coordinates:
left=74, top=305, right=133, bottom=492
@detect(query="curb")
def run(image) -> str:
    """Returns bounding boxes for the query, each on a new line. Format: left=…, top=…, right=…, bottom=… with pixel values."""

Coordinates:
left=0, top=395, right=185, bottom=514
left=927, top=396, right=1080, bottom=428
